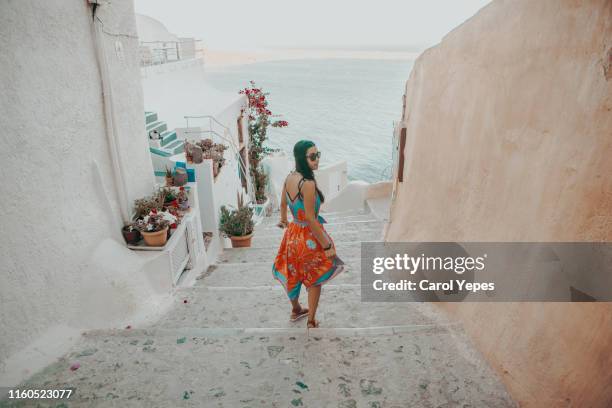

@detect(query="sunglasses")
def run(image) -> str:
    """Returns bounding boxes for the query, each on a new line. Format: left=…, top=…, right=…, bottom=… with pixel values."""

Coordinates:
left=307, top=151, right=321, bottom=161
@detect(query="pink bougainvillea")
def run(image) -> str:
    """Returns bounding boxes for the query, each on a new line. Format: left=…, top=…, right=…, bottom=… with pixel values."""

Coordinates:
left=239, top=81, right=289, bottom=203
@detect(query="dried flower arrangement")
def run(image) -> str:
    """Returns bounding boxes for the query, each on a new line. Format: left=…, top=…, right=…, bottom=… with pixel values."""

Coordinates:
left=125, top=185, right=192, bottom=246
left=185, top=138, right=228, bottom=177
left=133, top=194, right=164, bottom=221
left=134, top=210, right=174, bottom=233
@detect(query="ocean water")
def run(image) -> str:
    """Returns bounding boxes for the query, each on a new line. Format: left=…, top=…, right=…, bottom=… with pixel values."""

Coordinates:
left=206, top=58, right=414, bottom=183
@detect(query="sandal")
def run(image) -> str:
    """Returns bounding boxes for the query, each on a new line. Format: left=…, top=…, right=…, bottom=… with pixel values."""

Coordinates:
left=290, top=307, right=309, bottom=322
left=307, top=319, right=320, bottom=329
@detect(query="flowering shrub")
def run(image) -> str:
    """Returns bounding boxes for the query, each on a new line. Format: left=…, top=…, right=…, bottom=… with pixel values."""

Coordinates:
left=239, top=81, right=288, bottom=203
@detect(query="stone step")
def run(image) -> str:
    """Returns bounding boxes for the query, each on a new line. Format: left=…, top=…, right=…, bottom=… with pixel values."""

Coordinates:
left=255, top=221, right=384, bottom=238
left=145, top=120, right=168, bottom=134
left=144, top=111, right=157, bottom=124
left=149, top=286, right=444, bottom=330
left=251, top=228, right=383, bottom=248
left=255, top=219, right=384, bottom=235
left=252, top=226, right=384, bottom=244
left=160, top=130, right=177, bottom=147
left=196, top=258, right=365, bottom=287
left=218, top=241, right=368, bottom=264
left=258, top=211, right=378, bottom=227
left=24, top=325, right=515, bottom=407
left=149, top=146, right=172, bottom=157
left=163, top=138, right=184, bottom=155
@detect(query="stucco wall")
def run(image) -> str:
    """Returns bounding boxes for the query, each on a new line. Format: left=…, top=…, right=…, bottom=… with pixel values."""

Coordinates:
left=386, top=0, right=612, bottom=406
left=0, top=0, right=155, bottom=381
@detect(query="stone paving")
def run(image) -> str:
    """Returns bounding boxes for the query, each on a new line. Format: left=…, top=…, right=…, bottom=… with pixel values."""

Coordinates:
left=1, top=210, right=516, bottom=408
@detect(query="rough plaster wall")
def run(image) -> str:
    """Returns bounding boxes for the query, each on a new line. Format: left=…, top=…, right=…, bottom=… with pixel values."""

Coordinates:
left=386, top=0, right=612, bottom=406
left=0, top=0, right=154, bottom=371
left=99, top=1, right=156, bottom=206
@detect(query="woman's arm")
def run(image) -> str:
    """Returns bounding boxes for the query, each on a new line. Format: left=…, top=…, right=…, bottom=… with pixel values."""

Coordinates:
left=278, top=178, right=288, bottom=228
left=302, top=180, right=333, bottom=251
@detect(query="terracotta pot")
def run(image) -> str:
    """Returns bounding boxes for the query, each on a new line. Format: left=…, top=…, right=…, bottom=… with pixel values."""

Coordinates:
left=173, top=168, right=188, bottom=186
left=230, top=233, right=253, bottom=248
left=184, top=142, right=194, bottom=163
left=122, top=227, right=141, bottom=245
left=141, top=226, right=169, bottom=247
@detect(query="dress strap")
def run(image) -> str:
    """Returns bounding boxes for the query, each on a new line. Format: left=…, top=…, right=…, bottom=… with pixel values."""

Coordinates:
left=285, top=173, right=303, bottom=202
left=297, top=177, right=307, bottom=199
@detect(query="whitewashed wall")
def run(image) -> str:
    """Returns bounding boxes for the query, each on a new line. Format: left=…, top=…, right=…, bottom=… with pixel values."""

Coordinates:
left=0, top=0, right=156, bottom=385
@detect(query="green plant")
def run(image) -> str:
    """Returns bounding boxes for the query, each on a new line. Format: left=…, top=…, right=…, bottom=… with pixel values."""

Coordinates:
left=219, top=193, right=254, bottom=237
left=165, top=166, right=173, bottom=178
left=159, top=186, right=177, bottom=203
left=251, top=166, right=268, bottom=204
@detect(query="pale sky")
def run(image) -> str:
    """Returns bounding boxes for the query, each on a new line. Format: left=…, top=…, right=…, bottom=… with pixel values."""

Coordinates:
left=134, top=0, right=493, bottom=51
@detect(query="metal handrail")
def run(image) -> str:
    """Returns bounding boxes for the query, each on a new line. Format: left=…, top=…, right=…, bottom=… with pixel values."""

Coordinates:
left=182, top=115, right=259, bottom=211
left=139, top=39, right=201, bottom=67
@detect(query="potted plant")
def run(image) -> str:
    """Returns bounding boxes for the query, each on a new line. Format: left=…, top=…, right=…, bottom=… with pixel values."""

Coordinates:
left=134, top=209, right=176, bottom=247
left=196, top=139, right=227, bottom=178
left=185, top=141, right=194, bottom=163
left=122, top=223, right=141, bottom=245
left=219, top=193, right=254, bottom=248
left=165, top=166, right=173, bottom=187
left=160, top=186, right=178, bottom=208
left=173, top=167, right=188, bottom=187
left=211, top=151, right=224, bottom=178
left=177, top=186, right=189, bottom=210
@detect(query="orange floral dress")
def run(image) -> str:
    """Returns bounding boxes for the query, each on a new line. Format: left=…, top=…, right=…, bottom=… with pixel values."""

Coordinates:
left=272, top=177, right=345, bottom=300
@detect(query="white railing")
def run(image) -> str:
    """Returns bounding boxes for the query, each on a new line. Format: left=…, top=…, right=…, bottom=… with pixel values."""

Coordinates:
left=139, top=39, right=200, bottom=66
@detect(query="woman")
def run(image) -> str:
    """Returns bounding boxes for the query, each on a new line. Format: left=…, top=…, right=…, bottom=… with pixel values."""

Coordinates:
left=272, top=140, right=345, bottom=329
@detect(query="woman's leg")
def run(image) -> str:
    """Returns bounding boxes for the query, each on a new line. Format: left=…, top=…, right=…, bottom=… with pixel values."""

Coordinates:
left=290, top=297, right=302, bottom=314
left=307, top=285, right=321, bottom=324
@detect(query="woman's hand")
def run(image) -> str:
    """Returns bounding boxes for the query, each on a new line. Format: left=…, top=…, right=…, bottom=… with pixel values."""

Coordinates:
left=324, top=245, right=336, bottom=259
left=277, top=220, right=288, bottom=229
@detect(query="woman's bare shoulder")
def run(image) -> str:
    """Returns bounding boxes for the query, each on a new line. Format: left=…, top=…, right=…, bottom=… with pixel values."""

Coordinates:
left=300, top=179, right=315, bottom=191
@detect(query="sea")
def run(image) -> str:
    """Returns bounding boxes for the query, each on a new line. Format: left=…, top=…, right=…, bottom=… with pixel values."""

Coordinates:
left=205, top=58, right=414, bottom=183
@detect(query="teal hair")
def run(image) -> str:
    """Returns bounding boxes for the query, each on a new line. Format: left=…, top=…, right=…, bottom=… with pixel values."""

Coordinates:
left=293, top=140, right=325, bottom=202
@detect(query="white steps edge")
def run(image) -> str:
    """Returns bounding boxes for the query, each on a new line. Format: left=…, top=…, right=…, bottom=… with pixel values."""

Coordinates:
left=84, top=323, right=461, bottom=338
left=257, top=219, right=384, bottom=232
left=178, top=284, right=362, bottom=291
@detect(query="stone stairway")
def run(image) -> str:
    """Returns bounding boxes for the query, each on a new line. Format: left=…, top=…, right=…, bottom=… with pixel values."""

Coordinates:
left=145, top=111, right=185, bottom=158
left=4, top=210, right=516, bottom=407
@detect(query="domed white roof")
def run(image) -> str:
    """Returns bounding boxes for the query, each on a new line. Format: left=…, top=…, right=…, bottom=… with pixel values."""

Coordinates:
left=135, top=14, right=178, bottom=43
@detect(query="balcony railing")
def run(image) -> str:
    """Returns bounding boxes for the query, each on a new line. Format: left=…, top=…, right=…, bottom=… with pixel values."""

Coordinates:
left=139, top=39, right=202, bottom=66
